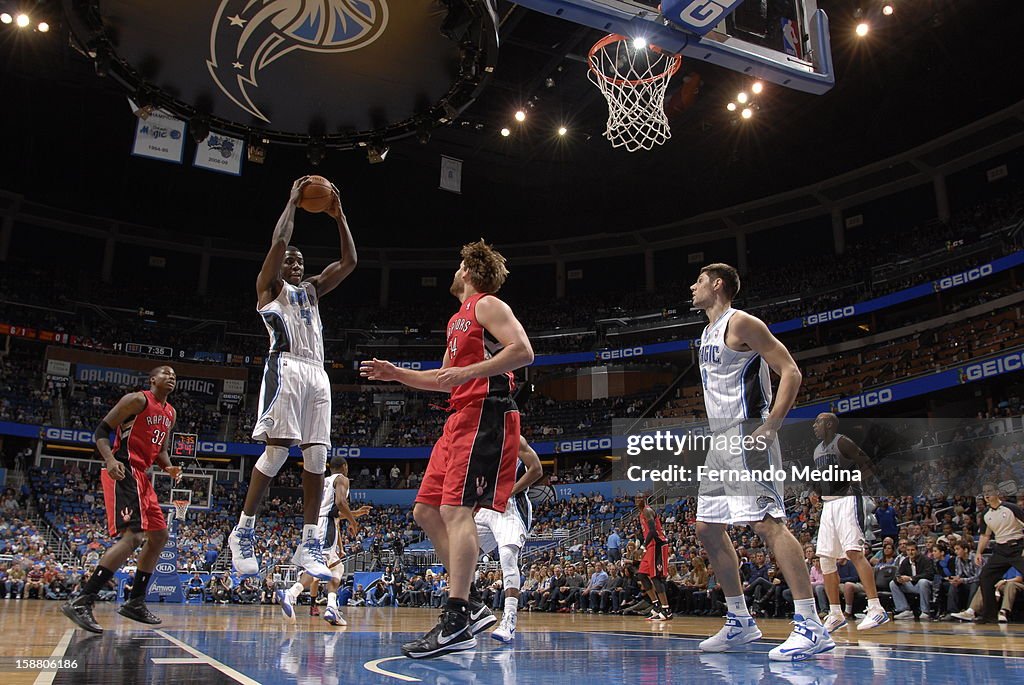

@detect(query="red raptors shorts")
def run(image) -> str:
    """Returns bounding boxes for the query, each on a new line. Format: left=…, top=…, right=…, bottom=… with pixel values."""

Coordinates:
left=639, top=540, right=669, bottom=579
left=101, top=464, right=167, bottom=537
left=416, top=397, right=520, bottom=511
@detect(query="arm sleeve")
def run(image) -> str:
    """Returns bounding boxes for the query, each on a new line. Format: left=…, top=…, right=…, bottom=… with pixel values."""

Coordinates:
left=1005, top=503, right=1024, bottom=525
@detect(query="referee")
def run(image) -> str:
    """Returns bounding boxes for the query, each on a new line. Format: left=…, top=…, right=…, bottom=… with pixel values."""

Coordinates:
left=975, top=483, right=1024, bottom=624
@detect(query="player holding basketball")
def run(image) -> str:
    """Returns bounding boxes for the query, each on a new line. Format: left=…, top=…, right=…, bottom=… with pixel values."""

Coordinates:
left=278, top=456, right=371, bottom=626
left=62, top=366, right=181, bottom=633
left=690, top=263, right=834, bottom=661
left=476, top=436, right=543, bottom=643
left=229, top=177, right=357, bottom=581
left=360, top=239, right=533, bottom=659
left=634, top=493, right=672, bottom=621
left=811, top=413, right=889, bottom=632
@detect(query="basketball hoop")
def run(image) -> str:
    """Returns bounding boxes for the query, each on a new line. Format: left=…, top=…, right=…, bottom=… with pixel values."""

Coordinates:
left=587, top=34, right=682, bottom=152
left=172, top=499, right=190, bottom=523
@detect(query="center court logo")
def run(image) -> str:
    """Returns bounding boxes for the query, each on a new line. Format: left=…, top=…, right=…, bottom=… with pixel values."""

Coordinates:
left=208, top=0, right=389, bottom=122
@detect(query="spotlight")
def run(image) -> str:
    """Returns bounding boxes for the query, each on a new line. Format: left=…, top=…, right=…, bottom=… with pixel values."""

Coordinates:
left=189, top=117, right=210, bottom=144
left=855, top=22, right=869, bottom=37
left=882, top=4, right=894, bottom=16
left=726, top=102, right=737, bottom=112
left=500, top=127, right=510, bottom=137
left=741, top=107, right=753, bottom=119
left=307, top=138, right=326, bottom=166
left=751, top=81, right=763, bottom=94
left=514, top=110, right=526, bottom=123
left=557, top=126, right=567, bottom=136
left=367, top=140, right=389, bottom=164
left=38, top=21, right=48, bottom=32
left=1, top=13, right=12, bottom=24
left=632, top=36, right=647, bottom=50
left=737, top=92, right=748, bottom=104
left=16, top=13, right=29, bottom=28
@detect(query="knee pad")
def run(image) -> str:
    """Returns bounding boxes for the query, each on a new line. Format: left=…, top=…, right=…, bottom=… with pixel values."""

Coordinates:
left=819, top=556, right=838, bottom=575
left=302, top=444, right=328, bottom=474
left=498, top=545, right=521, bottom=590
left=255, top=445, right=290, bottom=477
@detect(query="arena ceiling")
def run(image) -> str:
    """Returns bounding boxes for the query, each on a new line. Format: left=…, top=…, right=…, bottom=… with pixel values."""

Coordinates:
left=0, top=0, right=1020, bottom=248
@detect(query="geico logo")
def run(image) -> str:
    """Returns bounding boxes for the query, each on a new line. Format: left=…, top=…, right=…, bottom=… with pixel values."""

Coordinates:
left=805, top=306, right=856, bottom=325
left=330, top=447, right=362, bottom=457
left=154, top=563, right=177, bottom=574
left=395, top=362, right=423, bottom=370
left=692, top=339, right=702, bottom=349
left=598, top=347, right=644, bottom=360
left=671, top=0, right=743, bottom=29
left=558, top=438, right=612, bottom=452
left=962, top=352, right=1023, bottom=382
left=198, top=441, right=228, bottom=453
left=836, top=389, right=893, bottom=413
left=937, top=264, right=994, bottom=290
left=44, top=428, right=93, bottom=443
left=159, top=550, right=175, bottom=561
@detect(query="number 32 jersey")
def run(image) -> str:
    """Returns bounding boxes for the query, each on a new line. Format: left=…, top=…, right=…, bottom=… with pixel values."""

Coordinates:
left=112, top=390, right=176, bottom=471
left=259, top=280, right=325, bottom=364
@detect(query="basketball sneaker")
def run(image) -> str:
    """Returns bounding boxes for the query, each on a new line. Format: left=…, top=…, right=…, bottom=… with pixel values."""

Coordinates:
left=491, top=611, right=517, bottom=643
left=323, top=606, right=347, bottom=626
left=229, top=525, right=260, bottom=576
left=856, top=609, right=890, bottom=631
left=291, top=538, right=333, bottom=581
left=118, top=597, right=162, bottom=625
left=822, top=613, right=847, bottom=633
left=61, top=593, right=103, bottom=634
left=467, top=599, right=498, bottom=635
left=276, top=589, right=296, bottom=623
left=402, top=609, right=476, bottom=659
left=950, top=608, right=975, bottom=622
left=768, top=615, right=836, bottom=662
left=699, top=612, right=762, bottom=652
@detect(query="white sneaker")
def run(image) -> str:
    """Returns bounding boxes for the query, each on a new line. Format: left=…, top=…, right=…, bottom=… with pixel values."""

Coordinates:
left=998, top=610, right=1008, bottom=624
left=276, top=589, right=296, bottom=623
left=491, top=611, right=517, bottom=643
left=229, top=526, right=260, bottom=576
left=857, top=609, right=890, bottom=631
left=768, top=615, right=836, bottom=662
left=950, top=608, right=975, bottom=622
left=699, top=612, right=762, bottom=652
left=822, top=614, right=847, bottom=633
left=324, top=606, right=347, bottom=626
left=291, top=539, right=333, bottom=581
left=893, top=610, right=915, bottom=620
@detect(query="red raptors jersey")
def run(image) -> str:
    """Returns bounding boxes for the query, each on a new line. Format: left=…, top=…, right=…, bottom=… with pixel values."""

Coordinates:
left=640, top=508, right=667, bottom=542
left=112, top=390, right=175, bottom=470
left=446, top=293, right=514, bottom=408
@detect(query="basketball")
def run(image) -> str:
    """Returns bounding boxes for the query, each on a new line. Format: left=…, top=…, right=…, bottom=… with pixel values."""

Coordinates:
left=298, top=176, right=334, bottom=213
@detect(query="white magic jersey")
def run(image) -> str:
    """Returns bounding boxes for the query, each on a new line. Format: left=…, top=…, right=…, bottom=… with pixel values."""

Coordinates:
left=699, top=308, right=772, bottom=433
left=258, top=280, right=324, bottom=364
left=319, top=473, right=344, bottom=519
left=814, top=433, right=844, bottom=500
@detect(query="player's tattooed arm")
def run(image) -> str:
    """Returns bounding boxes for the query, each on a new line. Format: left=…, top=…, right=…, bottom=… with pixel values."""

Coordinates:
left=94, top=392, right=147, bottom=480
left=257, top=176, right=309, bottom=304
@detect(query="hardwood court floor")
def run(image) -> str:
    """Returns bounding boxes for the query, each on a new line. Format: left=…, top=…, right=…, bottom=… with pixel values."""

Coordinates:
left=3, top=601, right=1022, bottom=684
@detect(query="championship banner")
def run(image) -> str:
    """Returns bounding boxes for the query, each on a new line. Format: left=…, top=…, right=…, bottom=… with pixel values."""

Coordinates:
left=440, top=155, right=463, bottom=194
left=131, top=109, right=186, bottom=164
left=193, top=132, right=244, bottom=175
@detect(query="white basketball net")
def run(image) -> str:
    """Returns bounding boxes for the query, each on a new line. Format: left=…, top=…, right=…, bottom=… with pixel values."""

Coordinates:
left=172, top=500, right=190, bottom=524
left=587, top=35, right=682, bottom=152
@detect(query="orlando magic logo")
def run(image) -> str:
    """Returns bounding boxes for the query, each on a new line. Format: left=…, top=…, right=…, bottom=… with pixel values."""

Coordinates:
left=208, top=1, right=389, bottom=122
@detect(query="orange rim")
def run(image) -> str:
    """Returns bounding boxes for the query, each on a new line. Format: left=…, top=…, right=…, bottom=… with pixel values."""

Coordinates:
left=588, top=33, right=682, bottom=87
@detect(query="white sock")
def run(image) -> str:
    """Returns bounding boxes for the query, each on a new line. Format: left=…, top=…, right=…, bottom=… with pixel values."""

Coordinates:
left=238, top=513, right=255, bottom=529
left=328, top=592, right=338, bottom=609
left=288, top=582, right=304, bottom=600
left=795, top=599, right=820, bottom=624
left=504, top=596, right=519, bottom=616
left=829, top=604, right=844, bottom=616
left=726, top=595, right=750, bottom=618
left=867, top=598, right=883, bottom=612
left=302, top=524, right=318, bottom=542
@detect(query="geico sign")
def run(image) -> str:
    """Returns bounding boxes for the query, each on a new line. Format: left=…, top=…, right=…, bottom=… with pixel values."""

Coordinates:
left=935, top=264, right=993, bottom=291
left=598, top=347, right=644, bottom=360
left=395, top=362, right=423, bottom=370
left=43, top=428, right=93, bottom=444
left=198, top=441, right=228, bottom=454
left=835, top=389, right=893, bottom=413
left=558, top=438, right=612, bottom=452
left=666, top=0, right=743, bottom=30
left=961, top=352, right=1023, bottom=382
left=329, top=447, right=362, bottom=458
left=805, top=306, right=856, bottom=326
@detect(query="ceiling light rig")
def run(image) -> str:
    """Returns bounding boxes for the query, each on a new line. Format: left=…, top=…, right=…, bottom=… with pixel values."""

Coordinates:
left=726, top=81, right=764, bottom=123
